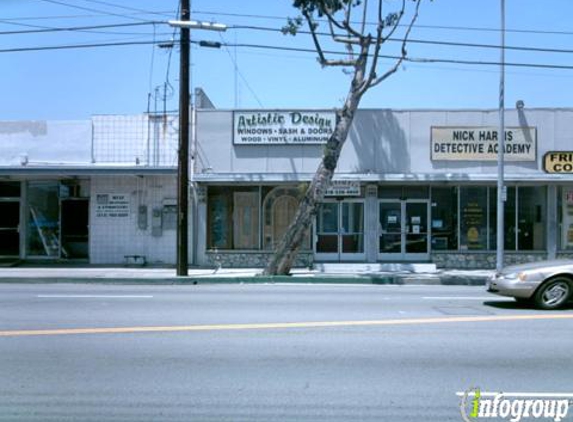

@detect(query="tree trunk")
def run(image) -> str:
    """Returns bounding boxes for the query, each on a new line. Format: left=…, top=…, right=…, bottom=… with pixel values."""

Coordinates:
left=263, top=85, right=364, bottom=276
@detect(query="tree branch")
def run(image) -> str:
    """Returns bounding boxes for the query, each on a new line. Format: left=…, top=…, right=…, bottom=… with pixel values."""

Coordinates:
left=360, top=0, right=369, bottom=35
left=343, top=0, right=352, bottom=28
left=368, top=0, right=421, bottom=89
left=321, top=5, right=347, bottom=31
left=303, top=10, right=329, bottom=66
left=380, top=0, right=406, bottom=43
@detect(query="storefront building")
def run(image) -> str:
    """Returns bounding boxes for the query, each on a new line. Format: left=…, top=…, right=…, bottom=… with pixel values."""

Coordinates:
left=1, top=107, right=572, bottom=269
left=0, top=116, right=179, bottom=265
left=194, top=108, right=573, bottom=269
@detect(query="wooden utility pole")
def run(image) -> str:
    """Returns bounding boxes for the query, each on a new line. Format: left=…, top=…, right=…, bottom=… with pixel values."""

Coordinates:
left=176, top=0, right=190, bottom=276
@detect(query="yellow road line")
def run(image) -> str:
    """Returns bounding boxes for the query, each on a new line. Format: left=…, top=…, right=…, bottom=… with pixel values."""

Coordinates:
left=1, top=314, right=573, bottom=337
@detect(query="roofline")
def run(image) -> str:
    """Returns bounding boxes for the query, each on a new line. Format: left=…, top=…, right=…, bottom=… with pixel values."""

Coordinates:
left=196, top=107, right=573, bottom=113
left=0, top=166, right=176, bottom=176
left=192, top=172, right=572, bottom=183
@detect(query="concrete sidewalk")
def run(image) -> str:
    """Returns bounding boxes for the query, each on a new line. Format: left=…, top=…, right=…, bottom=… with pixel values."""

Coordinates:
left=0, top=265, right=493, bottom=286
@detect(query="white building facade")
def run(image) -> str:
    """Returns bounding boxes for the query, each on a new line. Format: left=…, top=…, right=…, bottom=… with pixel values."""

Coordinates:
left=1, top=107, right=572, bottom=269
left=0, top=115, right=179, bottom=266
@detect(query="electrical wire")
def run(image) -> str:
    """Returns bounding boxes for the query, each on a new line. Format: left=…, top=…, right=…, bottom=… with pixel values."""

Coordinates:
left=3, top=38, right=573, bottom=72
left=0, top=11, right=175, bottom=22
left=72, top=0, right=174, bottom=19
left=211, top=41, right=573, bottom=71
left=231, top=24, right=573, bottom=56
left=0, top=21, right=166, bottom=35
left=34, top=0, right=155, bottom=23
left=192, top=9, right=573, bottom=37
left=217, top=33, right=264, bottom=107
left=0, top=39, right=175, bottom=53
left=5, top=21, right=573, bottom=57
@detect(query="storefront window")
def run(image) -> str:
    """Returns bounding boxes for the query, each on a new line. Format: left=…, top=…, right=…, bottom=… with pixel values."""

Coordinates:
left=379, top=186, right=428, bottom=199
left=430, top=187, right=458, bottom=250
left=0, top=182, right=21, bottom=256
left=0, top=182, right=21, bottom=197
left=460, top=187, right=488, bottom=250
left=518, top=187, right=546, bottom=250
left=559, top=186, right=573, bottom=250
left=207, top=186, right=259, bottom=250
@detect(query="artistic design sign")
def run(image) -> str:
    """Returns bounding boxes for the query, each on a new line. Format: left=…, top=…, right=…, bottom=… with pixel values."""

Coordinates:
left=431, top=127, right=536, bottom=161
left=544, top=151, right=573, bottom=173
left=95, top=193, right=130, bottom=218
left=233, top=110, right=335, bottom=144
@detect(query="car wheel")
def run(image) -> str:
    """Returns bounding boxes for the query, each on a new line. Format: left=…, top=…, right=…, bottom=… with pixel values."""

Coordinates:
left=533, top=277, right=572, bottom=310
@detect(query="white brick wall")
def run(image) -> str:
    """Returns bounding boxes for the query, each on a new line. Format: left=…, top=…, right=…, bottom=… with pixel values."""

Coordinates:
left=89, top=175, right=177, bottom=265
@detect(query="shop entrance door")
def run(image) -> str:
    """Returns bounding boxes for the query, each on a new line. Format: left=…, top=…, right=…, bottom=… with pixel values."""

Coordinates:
left=0, top=200, right=20, bottom=256
left=26, top=181, right=61, bottom=258
left=315, top=200, right=365, bottom=262
left=61, top=199, right=89, bottom=259
left=378, top=200, right=429, bottom=261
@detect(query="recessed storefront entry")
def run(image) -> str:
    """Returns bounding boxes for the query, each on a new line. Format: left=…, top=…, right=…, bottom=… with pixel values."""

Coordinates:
left=315, top=200, right=365, bottom=262
left=0, top=200, right=20, bottom=256
left=379, top=200, right=430, bottom=261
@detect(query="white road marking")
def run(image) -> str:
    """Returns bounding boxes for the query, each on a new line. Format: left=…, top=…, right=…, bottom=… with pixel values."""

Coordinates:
left=37, top=295, right=154, bottom=299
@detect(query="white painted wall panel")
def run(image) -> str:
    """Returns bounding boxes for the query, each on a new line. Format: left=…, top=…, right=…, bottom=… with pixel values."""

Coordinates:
left=89, top=176, right=176, bottom=265
left=0, top=120, right=91, bottom=166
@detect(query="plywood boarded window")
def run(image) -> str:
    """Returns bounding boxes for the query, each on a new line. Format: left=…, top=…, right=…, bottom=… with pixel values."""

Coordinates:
left=233, top=192, right=259, bottom=249
left=271, top=195, right=298, bottom=249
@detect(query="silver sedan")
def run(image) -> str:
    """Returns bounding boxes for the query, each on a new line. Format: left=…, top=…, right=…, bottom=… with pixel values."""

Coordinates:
left=487, top=259, right=573, bottom=309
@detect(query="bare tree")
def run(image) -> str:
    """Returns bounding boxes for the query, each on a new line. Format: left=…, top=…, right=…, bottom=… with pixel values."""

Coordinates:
left=264, top=0, right=424, bottom=275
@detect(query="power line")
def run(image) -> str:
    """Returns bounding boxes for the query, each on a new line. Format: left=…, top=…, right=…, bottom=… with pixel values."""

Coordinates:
left=34, top=0, right=154, bottom=23
left=0, top=10, right=175, bottom=22
left=231, top=24, right=573, bottom=56
left=0, top=39, right=175, bottom=53
left=0, top=21, right=166, bottom=35
left=193, top=9, right=573, bottom=37
left=6, top=20, right=573, bottom=57
left=211, top=41, right=573, bottom=71
left=73, top=0, right=174, bottom=19
left=2, top=36, right=573, bottom=72
left=217, top=33, right=264, bottom=107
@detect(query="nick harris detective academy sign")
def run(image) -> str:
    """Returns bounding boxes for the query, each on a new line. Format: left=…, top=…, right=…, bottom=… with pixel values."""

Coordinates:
left=431, top=127, right=537, bottom=161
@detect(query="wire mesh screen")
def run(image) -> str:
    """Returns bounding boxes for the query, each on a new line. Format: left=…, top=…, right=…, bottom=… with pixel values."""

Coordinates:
left=92, top=114, right=178, bottom=166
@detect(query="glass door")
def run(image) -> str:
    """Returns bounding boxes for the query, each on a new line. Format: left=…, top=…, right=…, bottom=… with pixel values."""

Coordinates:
left=315, top=201, right=365, bottom=261
left=0, top=200, right=20, bottom=256
left=404, top=201, right=429, bottom=259
left=26, top=182, right=61, bottom=258
left=340, top=202, right=364, bottom=260
left=379, top=201, right=402, bottom=258
left=378, top=200, right=430, bottom=260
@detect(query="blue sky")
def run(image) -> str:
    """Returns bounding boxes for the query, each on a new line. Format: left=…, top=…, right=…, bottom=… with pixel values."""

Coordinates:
left=2, top=0, right=573, bottom=120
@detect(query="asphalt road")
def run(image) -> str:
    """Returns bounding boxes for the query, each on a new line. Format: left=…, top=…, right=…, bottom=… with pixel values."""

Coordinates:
left=0, top=283, right=572, bottom=422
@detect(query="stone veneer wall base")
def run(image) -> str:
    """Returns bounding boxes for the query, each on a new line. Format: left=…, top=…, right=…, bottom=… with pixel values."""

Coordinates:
left=205, top=251, right=313, bottom=269
left=431, top=252, right=548, bottom=269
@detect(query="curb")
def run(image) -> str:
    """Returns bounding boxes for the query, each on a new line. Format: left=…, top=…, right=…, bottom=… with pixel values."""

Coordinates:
left=0, top=275, right=489, bottom=286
